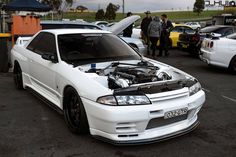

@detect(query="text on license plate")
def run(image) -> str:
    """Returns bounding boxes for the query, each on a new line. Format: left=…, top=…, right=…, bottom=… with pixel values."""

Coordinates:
left=164, top=108, right=188, bottom=119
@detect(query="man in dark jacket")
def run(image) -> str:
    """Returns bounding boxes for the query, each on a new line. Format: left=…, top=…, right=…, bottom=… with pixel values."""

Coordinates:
left=141, top=11, right=152, bottom=54
left=123, top=12, right=133, bottom=37
left=159, top=14, right=173, bottom=56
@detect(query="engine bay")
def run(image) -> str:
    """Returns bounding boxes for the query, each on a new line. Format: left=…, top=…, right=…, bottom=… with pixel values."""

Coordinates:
left=86, top=60, right=173, bottom=90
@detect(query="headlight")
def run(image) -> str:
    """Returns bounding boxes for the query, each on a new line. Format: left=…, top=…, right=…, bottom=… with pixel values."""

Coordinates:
left=189, top=82, right=202, bottom=96
left=97, top=95, right=151, bottom=106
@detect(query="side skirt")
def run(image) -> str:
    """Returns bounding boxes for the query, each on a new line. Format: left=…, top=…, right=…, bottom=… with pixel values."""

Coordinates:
left=26, top=86, right=64, bottom=115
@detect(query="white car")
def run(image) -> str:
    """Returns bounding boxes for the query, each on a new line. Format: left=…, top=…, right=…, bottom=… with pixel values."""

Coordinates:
left=185, top=22, right=201, bottom=30
left=200, top=33, right=236, bottom=73
left=11, top=29, right=205, bottom=145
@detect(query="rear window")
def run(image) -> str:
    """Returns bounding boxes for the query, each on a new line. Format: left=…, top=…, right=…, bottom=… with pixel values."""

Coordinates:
left=201, top=26, right=228, bottom=33
left=201, top=26, right=234, bottom=36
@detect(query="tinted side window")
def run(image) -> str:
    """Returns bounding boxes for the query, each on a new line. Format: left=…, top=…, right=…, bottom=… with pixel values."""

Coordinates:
left=27, top=33, right=44, bottom=51
left=27, top=32, right=57, bottom=55
left=34, top=33, right=57, bottom=55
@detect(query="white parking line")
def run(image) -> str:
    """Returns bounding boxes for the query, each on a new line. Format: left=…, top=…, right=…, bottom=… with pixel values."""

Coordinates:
left=222, top=95, right=236, bottom=103
left=202, top=88, right=211, bottom=93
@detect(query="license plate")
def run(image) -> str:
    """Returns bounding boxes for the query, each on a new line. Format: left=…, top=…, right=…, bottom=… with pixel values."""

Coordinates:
left=164, top=108, right=188, bottom=119
left=182, top=44, right=188, bottom=49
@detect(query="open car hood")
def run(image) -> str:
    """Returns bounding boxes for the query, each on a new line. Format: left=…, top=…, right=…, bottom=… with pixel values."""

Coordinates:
left=108, top=15, right=141, bottom=35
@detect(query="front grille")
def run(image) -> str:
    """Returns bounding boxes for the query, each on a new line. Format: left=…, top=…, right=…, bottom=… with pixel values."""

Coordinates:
left=146, top=114, right=188, bottom=130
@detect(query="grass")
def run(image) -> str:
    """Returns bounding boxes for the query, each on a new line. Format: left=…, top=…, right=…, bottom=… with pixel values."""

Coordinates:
left=43, top=10, right=224, bottom=23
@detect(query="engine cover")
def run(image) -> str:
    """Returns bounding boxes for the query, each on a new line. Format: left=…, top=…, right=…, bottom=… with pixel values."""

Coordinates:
left=108, top=66, right=162, bottom=89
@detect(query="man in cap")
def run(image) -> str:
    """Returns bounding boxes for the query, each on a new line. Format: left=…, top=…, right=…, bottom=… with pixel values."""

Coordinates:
left=141, top=11, right=152, bottom=55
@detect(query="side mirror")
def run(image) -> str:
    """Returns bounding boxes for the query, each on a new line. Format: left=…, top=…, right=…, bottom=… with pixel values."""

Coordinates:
left=41, top=53, right=58, bottom=63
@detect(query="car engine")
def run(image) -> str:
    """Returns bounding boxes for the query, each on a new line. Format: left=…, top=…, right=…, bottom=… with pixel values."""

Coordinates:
left=100, top=61, right=172, bottom=89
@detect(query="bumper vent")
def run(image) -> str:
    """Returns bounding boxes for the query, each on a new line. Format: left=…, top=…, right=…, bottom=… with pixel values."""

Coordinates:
left=116, top=123, right=137, bottom=133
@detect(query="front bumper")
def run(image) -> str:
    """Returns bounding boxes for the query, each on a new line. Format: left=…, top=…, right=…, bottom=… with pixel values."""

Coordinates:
left=82, top=89, right=205, bottom=145
left=94, top=120, right=199, bottom=145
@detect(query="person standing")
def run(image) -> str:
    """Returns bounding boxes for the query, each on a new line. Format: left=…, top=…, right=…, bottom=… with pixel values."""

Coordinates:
left=123, top=12, right=133, bottom=37
left=147, top=16, right=162, bottom=57
left=159, top=14, right=173, bottom=56
left=141, top=11, right=152, bottom=54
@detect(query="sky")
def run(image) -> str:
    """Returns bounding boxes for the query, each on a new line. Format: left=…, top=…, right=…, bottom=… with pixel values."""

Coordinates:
left=72, top=0, right=196, bottom=12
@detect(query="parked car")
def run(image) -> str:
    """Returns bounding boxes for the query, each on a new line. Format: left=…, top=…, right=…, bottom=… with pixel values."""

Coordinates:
left=178, top=25, right=236, bottom=55
left=11, top=29, right=205, bottom=145
left=169, top=24, right=195, bottom=47
left=132, top=24, right=194, bottom=47
left=41, top=16, right=146, bottom=54
left=200, top=33, right=236, bottom=73
left=185, top=22, right=201, bottom=30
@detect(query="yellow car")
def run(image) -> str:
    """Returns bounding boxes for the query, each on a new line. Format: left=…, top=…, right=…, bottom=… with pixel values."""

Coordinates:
left=169, top=24, right=195, bottom=47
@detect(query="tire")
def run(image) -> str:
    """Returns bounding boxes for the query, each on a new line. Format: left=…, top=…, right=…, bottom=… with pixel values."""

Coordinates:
left=13, top=63, right=24, bottom=90
left=63, top=87, right=89, bottom=134
left=229, top=56, right=236, bottom=74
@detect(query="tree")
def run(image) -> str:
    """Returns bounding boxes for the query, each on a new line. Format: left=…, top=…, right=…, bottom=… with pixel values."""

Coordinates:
left=76, top=5, right=88, bottom=13
left=105, top=3, right=120, bottom=20
left=41, top=0, right=73, bottom=11
left=193, top=0, right=205, bottom=15
left=41, top=0, right=73, bottom=19
left=95, top=9, right=105, bottom=20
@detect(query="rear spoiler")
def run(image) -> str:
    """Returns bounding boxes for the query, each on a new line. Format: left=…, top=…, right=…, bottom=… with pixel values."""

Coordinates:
left=15, top=36, right=32, bottom=46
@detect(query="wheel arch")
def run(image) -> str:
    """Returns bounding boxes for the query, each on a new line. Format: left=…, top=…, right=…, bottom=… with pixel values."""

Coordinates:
left=13, top=60, right=23, bottom=74
left=229, top=55, right=236, bottom=68
left=62, top=85, right=75, bottom=110
left=13, top=60, right=20, bottom=69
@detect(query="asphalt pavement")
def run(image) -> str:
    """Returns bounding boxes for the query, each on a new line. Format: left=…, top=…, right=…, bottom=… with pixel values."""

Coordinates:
left=0, top=50, right=236, bottom=157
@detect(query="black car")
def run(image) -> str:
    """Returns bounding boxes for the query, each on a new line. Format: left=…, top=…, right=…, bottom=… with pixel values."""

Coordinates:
left=178, top=25, right=236, bottom=55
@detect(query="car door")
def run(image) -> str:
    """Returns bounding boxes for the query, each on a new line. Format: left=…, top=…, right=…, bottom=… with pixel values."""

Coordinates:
left=26, top=32, right=60, bottom=105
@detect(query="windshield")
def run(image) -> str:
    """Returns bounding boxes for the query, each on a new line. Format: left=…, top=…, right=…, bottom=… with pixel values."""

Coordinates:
left=58, top=33, right=141, bottom=65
